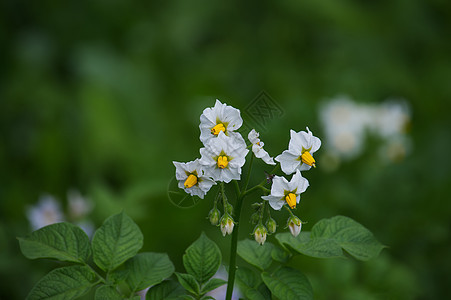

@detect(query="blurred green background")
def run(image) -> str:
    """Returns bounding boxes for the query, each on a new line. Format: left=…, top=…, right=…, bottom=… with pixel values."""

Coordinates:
left=1, top=0, right=451, bottom=299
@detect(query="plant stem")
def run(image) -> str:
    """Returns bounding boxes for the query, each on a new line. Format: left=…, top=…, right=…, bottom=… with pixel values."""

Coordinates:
left=225, top=192, right=243, bottom=300
left=225, top=153, right=254, bottom=300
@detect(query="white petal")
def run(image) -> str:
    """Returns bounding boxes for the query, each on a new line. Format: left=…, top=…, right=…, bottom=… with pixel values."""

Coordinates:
left=270, top=175, right=288, bottom=197
left=311, top=135, right=322, bottom=153
left=198, top=177, right=216, bottom=192
left=299, top=163, right=311, bottom=171
left=275, top=151, right=300, bottom=175
left=288, top=129, right=304, bottom=152
left=262, top=196, right=285, bottom=210
left=290, top=170, right=309, bottom=194
left=248, top=129, right=260, bottom=144
left=173, top=161, right=188, bottom=180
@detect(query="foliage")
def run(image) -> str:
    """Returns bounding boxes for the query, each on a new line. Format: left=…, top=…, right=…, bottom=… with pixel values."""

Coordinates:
left=19, top=212, right=382, bottom=299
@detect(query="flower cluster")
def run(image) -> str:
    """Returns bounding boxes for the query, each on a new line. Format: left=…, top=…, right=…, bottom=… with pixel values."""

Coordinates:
left=319, top=95, right=411, bottom=168
left=26, top=190, right=95, bottom=237
left=173, top=100, right=321, bottom=243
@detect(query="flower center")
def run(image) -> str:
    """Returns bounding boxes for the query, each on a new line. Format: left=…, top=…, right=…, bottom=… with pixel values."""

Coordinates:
left=285, top=193, right=297, bottom=209
left=301, top=151, right=316, bottom=167
left=184, top=174, right=198, bottom=188
left=211, top=123, right=226, bottom=135
left=217, top=156, right=229, bottom=169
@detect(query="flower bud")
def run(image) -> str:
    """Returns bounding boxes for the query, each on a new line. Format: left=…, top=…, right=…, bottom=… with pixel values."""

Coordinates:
left=287, top=215, right=302, bottom=237
left=226, top=203, right=233, bottom=215
left=266, top=217, right=277, bottom=234
left=220, top=214, right=234, bottom=236
left=250, top=213, right=260, bottom=224
left=208, top=207, right=221, bottom=226
left=253, top=224, right=267, bottom=245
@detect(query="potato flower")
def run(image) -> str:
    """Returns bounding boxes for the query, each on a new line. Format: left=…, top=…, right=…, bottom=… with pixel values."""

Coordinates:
left=199, top=131, right=249, bottom=183
left=261, top=170, right=309, bottom=210
left=173, top=159, right=216, bottom=199
left=275, top=127, right=321, bottom=175
left=199, top=99, right=243, bottom=145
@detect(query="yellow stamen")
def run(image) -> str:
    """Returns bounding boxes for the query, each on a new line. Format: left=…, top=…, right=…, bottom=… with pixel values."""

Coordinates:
left=217, top=156, right=229, bottom=169
left=211, top=123, right=226, bottom=135
left=301, top=151, right=316, bottom=167
left=285, top=193, right=297, bottom=209
left=184, top=174, right=198, bottom=188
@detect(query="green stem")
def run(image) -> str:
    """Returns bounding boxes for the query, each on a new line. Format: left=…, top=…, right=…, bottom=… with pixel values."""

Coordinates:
left=225, top=192, right=244, bottom=300
left=85, top=263, right=106, bottom=284
left=225, top=153, right=254, bottom=300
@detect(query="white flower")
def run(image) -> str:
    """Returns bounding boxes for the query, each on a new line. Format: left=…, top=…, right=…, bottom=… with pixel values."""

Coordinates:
left=275, top=127, right=321, bottom=175
left=319, top=96, right=368, bottom=160
left=220, top=214, right=235, bottom=236
left=248, top=129, right=276, bottom=165
left=173, top=159, right=216, bottom=199
left=67, top=190, right=93, bottom=220
left=199, top=99, right=243, bottom=145
left=287, top=215, right=302, bottom=237
left=372, top=100, right=411, bottom=138
left=26, top=195, right=65, bottom=230
left=261, top=170, right=309, bottom=210
left=199, top=132, right=249, bottom=183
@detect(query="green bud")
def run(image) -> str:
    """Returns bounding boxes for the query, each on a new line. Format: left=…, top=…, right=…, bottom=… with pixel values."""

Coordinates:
left=250, top=213, right=260, bottom=224
left=208, top=207, right=221, bottom=226
left=226, top=203, right=233, bottom=215
left=266, top=217, right=277, bottom=234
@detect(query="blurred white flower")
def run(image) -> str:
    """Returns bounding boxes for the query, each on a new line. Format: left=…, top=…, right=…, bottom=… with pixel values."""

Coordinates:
left=200, top=132, right=249, bottom=183
left=319, top=96, right=412, bottom=162
left=199, top=99, right=243, bottom=145
left=248, top=129, right=276, bottom=165
left=372, top=99, right=411, bottom=138
left=262, top=170, right=309, bottom=210
left=75, top=220, right=95, bottom=238
left=275, top=127, right=321, bottom=175
left=319, top=96, right=368, bottom=160
left=173, top=159, right=216, bottom=199
left=67, top=189, right=93, bottom=220
left=26, top=195, right=65, bottom=230
left=206, top=266, right=243, bottom=300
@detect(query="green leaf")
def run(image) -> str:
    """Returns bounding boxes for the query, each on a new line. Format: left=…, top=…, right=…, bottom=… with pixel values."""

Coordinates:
left=146, top=280, right=186, bottom=300
left=271, top=245, right=291, bottom=263
left=18, top=222, right=91, bottom=263
left=200, top=296, right=215, bottom=300
left=200, top=278, right=227, bottom=294
left=245, top=287, right=271, bottom=300
left=125, top=252, right=175, bottom=292
left=95, top=285, right=122, bottom=300
left=175, top=273, right=200, bottom=295
left=236, top=267, right=269, bottom=300
left=236, top=267, right=261, bottom=290
left=182, top=233, right=221, bottom=284
left=27, top=265, right=97, bottom=300
left=311, top=216, right=385, bottom=261
left=276, top=216, right=385, bottom=261
left=237, top=239, right=274, bottom=270
left=92, top=211, right=143, bottom=271
left=275, top=232, right=344, bottom=258
left=261, top=267, right=313, bottom=300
